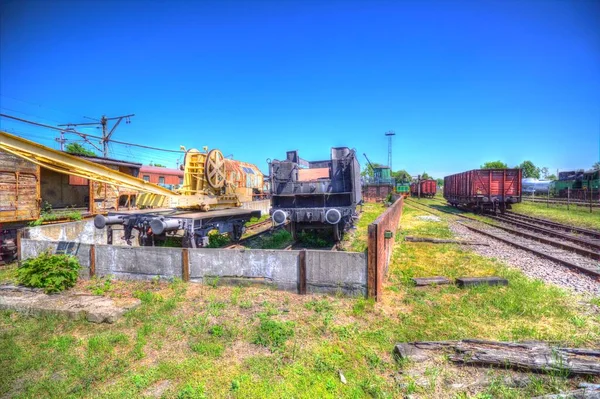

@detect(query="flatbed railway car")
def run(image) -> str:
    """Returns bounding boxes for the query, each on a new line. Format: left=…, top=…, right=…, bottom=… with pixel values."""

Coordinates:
left=410, top=179, right=437, bottom=198
left=269, top=147, right=361, bottom=241
left=444, top=169, right=522, bottom=214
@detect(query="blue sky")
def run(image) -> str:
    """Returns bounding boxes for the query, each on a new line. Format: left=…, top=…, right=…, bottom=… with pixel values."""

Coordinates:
left=1, top=0, right=598, bottom=178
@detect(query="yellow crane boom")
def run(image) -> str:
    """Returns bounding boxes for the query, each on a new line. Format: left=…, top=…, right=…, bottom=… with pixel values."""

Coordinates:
left=0, top=131, right=240, bottom=210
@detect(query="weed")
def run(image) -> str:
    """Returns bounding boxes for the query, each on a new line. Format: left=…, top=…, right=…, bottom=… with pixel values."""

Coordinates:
left=352, top=297, right=375, bottom=316
left=207, top=231, right=230, bottom=248
left=90, top=276, right=113, bottom=296
left=259, top=229, right=293, bottom=249
left=253, top=316, right=295, bottom=350
left=239, top=300, right=252, bottom=309
left=190, top=340, right=224, bottom=357
left=305, top=298, right=333, bottom=313
left=17, top=251, right=80, bottom=293
left=176, top=383, right=207, bottom=399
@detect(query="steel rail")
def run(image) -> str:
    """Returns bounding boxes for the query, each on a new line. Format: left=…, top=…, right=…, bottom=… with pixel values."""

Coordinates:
left=504, top=212, right=600, bottom=239
left=405, top=200, right=599, bottom=260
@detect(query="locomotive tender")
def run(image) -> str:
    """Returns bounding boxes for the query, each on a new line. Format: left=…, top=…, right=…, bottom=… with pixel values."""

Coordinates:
left=269, top=147, right=361, bottom=241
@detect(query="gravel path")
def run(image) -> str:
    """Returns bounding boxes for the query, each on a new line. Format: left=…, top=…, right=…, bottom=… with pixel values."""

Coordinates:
left=450, top=222, right=600, bottom=296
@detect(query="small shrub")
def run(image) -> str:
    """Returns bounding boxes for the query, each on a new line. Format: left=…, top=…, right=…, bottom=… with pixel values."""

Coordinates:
left=305, top=299, right=333, bottom=313
left=207, top=231, right=230, bottom=248
left=17, top=251, right=80, bottom=293
left=90, top=276, right=112, bottom=296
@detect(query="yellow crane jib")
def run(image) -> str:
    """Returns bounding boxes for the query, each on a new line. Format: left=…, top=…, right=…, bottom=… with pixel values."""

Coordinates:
left=0, top=131, right=241, bottom=211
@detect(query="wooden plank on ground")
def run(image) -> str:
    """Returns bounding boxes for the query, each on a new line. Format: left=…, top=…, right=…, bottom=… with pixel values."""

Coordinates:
left=456, top=277, right=508, bottom=287
left=394, top=340, right=600, bottom=376
left=412, top=277, right=451, bottom=286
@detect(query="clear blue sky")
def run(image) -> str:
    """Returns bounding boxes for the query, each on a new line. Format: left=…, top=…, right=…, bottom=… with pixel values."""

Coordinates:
left=1, top=0, right=599, bottom=178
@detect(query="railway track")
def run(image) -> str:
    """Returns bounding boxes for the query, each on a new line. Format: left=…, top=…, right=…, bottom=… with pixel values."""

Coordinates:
left=404, top=199, right=600, bottom=278
left=522, top=197, right=599, bottom=208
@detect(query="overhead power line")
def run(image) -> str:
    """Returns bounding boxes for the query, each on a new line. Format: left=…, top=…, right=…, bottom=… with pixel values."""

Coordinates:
left=0, top=113, right=185, bottom=154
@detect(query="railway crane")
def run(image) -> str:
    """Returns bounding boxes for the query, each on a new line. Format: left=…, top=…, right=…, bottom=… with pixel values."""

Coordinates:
left=0, top=131, right=260, bottom=247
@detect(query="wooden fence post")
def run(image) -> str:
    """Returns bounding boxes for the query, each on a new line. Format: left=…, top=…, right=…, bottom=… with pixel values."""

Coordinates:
left=298, top=249, right=306, bottom=294
left=182, top=248, right=190, bottom=282
left=89, top=244, right=96, bottom=278
left=16, top=229, right=22, bottom=262
left=367, top=224, right=377, bottom=299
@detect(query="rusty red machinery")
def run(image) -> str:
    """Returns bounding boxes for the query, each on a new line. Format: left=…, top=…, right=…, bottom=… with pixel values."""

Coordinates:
left=443, top=169, right=522, bottom=214
left=410, top=179, right=437, bottom=198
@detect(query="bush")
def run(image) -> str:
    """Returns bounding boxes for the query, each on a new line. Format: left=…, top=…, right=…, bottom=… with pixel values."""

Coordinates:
left=17, top=251, right=80, bottom=293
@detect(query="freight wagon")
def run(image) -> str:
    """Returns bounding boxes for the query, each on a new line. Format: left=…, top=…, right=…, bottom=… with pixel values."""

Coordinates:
left=410, top=179, right=436, bottom=198
left=444, top=169, right=522, bottom=214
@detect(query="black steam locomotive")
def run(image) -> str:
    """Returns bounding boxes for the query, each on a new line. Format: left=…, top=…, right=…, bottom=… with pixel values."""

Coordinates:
left=269, top=147, right=361, bottom=241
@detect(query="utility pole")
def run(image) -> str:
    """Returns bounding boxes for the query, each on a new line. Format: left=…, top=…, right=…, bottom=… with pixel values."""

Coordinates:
left=55, top=130, right=66, bottom=151
left=58, top=113, right=134, bottom=157
left=385, top=131, right=395, bottom=171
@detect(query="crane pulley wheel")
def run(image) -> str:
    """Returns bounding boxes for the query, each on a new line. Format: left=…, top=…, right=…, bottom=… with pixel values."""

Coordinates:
left=205, top=149, right=226, bottom=189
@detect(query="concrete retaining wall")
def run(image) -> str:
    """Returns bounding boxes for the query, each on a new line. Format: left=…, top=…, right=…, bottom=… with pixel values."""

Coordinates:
left=95, top=245, right=182, bottom=281
left=25, top=219, right=106, bottom=245
left=20, top=238, right=367, bottom=296
left=241, top=200, right=271, bottom=216
left=189, top=248, right=300, bottom=291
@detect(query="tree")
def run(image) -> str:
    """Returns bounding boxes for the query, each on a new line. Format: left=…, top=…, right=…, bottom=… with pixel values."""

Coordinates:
left=150, top=162, right=166, bottom=168
left=392, top=169, right=411, bottom=182
left=481, top=161, right=508, bottom=169
left=540, top=167, right=549, bottom=179
left=65, top=143, right=96, bottom=157
left=420, top=172, right=431, bottom=180
left=518, top=160, right=540, bottom=179
left=436, top=178, right=444, bottom=186
left=593, top=162, right=600, bottom=170
left=546, top=174, right=557, bottom=181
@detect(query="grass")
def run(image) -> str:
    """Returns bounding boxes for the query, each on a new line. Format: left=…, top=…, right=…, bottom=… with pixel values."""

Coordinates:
left=344, top=202, right=386, bottom=252
left=512, top=201, right=600, bottom=230
left=245, top=215, right=269, bottom=227
left=28, top=210, right=83, bottom=226
left=1, top=203, right=599, bottom=398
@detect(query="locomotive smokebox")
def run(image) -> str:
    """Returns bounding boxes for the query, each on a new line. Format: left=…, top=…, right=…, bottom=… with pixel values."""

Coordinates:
left=94, top=215, right=124, bottom=229
left=272, top=210, right=287, bottom=225
left=325, top=209, right=341, bottom=225
left=149, top=218, right=180, bottom=235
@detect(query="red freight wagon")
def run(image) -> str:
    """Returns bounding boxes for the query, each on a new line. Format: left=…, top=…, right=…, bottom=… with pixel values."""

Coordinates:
left=444, top=169, right=522, bottom=214
left=410, top=179, right=437, bottom=198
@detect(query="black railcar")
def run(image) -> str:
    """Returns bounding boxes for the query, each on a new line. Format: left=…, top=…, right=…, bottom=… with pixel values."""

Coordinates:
left=269, top=147, right=361, bottom=241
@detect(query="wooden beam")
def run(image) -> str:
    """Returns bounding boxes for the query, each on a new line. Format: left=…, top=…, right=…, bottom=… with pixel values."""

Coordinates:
left=367, top=224, right=377, bottom=299
left=89, top=244, right=96, bottom=278
left=182, top=248, right=190, bottom=282
left=298, top=249, right=306, bottom=294
left=394, top=340, right=600, bottom=376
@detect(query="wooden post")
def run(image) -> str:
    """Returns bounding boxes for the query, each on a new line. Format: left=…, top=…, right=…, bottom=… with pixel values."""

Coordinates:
left=89, top=244, right=96, bottom=278
left=182, top=248, right=190, bottom=282
left=16, top=229, right=22, bottom=262
left=298, top=249, right=306, bottom=294
left=367, top=224, right=377, bottom=299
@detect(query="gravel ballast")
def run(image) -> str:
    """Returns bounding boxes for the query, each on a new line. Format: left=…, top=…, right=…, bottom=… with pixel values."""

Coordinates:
left=450, top=222, right=600, bottom=296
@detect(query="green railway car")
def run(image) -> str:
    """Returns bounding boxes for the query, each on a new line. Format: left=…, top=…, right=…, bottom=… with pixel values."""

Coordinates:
left=395, top=182, right=410, bottom=196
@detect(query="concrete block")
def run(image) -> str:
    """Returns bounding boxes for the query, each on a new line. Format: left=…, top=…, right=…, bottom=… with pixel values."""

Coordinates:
left=412, top=277, right=451, bottom=286
left=25, top=219, right=107, bottom=244
left=456, top=277, right=508, bottom=288
left=305, top=250, right=367, bottom=296
left=189, top=248, right=299, bottom=291
left=95, top=245, right=182, bottom=281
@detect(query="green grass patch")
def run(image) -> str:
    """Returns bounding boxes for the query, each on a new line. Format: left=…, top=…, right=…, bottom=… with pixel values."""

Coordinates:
left=258, top=229, right=293, bottom=249
left=345, top=202, right=386, bottom=252
left=512, top=201, right=600, bottom=230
